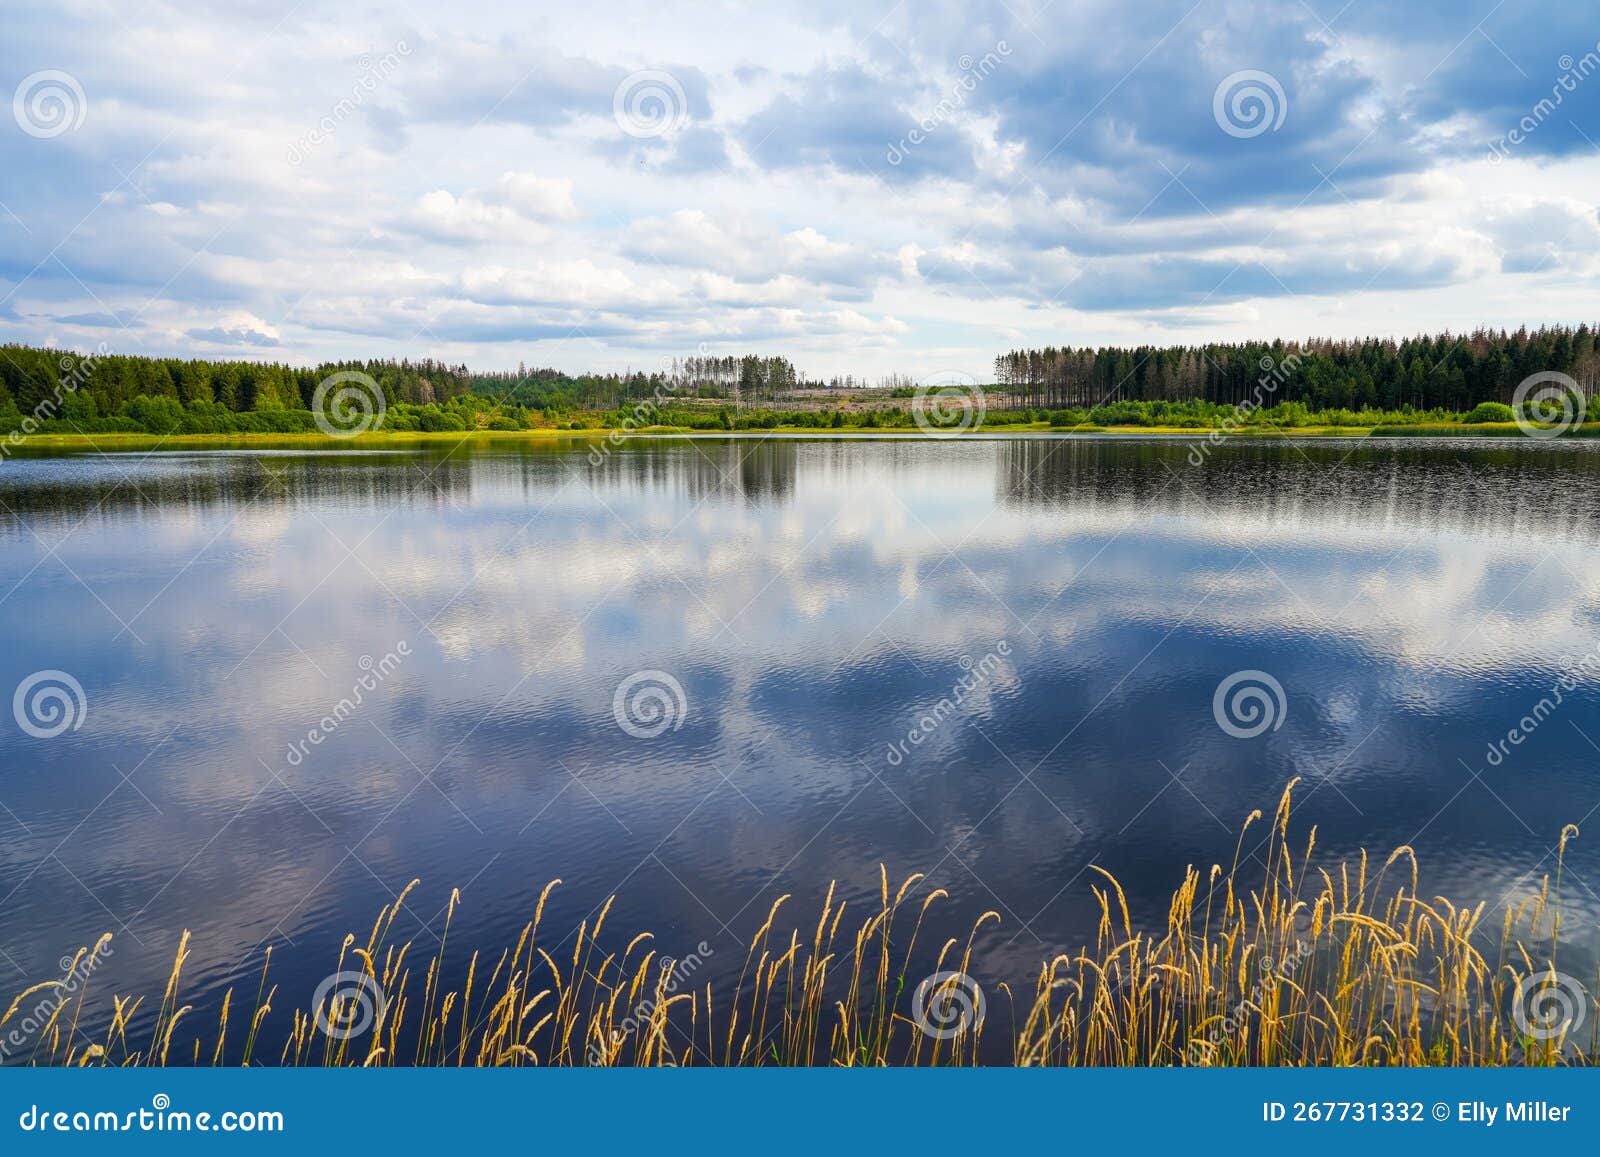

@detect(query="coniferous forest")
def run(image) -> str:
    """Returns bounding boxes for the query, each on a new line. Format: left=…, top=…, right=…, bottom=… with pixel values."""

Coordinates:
left=993, top=326, right=1600, bottom=410
left=2, top=325, right=1597, bottom=436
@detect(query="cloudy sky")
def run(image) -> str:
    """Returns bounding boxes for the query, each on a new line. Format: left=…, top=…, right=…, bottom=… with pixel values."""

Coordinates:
left=2, top=0, right=1598, bottom=380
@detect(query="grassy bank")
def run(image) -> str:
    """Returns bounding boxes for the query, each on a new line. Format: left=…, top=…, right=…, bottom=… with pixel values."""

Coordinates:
left=18, top=401, right=1596, bottom=452
left=1370, top=422, right=1600, bottom=438
left=7, top=423, right=1385, bottom=454
left=5, top=782, right=1588, bottom=1066
left=9, top=428, right=604, bottom=452
left=29, top=411, right=1600, bottom=454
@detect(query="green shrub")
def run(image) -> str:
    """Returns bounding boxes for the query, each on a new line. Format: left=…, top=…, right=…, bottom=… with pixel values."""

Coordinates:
left=121, top=394, right=186, bottom=434
left=1463, top=401, right=1515, bottom=424
left=417, top=407, right=467, bottom=432
left=233, top=408, right=319, bottom=433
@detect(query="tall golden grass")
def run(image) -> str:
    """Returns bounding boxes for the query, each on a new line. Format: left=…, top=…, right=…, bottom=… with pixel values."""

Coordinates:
left=4, top=781, right=1591, bottom=1066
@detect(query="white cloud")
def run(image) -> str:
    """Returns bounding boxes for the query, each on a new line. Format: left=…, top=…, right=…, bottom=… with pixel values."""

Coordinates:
left=184, top=312, right=282, bottom=347
left=621, top=210, right=885, bottom=290
left=409, top=172, right=579, bottom=243
left=0, top=0, right=1596, bottom=382
left=458, top=260, right=660, bottom=308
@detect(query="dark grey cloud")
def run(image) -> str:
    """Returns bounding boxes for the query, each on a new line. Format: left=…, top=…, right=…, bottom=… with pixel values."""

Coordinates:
left=1359, top=0, right=1600, bottom=163
left=754, top=0, right=1598, bottom=212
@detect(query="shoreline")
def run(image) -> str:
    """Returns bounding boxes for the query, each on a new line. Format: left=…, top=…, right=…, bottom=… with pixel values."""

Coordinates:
left=6, top=419, right=1592, bottom=454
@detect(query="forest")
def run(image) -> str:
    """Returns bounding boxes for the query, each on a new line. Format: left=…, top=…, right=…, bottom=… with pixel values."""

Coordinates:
left=474, top=355, right=802, bottom=409
left=1, top=325, right=1596, bottom=437
left=994, top=325, right=1600, bottom=411
left=0, top=347, right=480, bottom=434
left=0, top=346, right=823, bottom=435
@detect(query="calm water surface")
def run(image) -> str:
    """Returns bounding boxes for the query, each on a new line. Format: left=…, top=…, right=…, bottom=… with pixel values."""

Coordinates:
left=2, top=434, right=1599, bottom=1059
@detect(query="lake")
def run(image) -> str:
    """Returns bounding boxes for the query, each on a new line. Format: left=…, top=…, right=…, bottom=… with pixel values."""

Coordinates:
left=2, top=433, right=1599, bottom=1062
